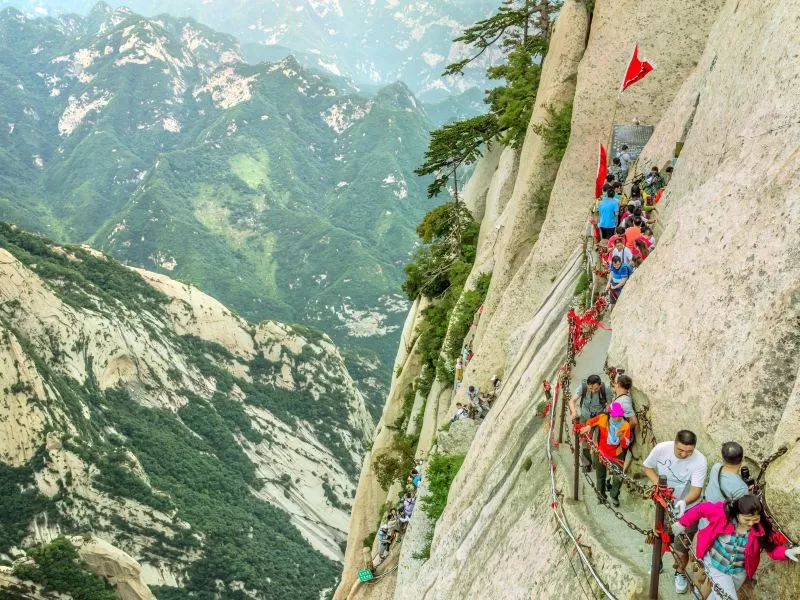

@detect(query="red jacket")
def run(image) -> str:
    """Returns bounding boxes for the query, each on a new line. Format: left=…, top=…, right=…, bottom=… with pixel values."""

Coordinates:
left=679, top=501, right=788, bottom=578
left=585, top=414, right=631, bottom=464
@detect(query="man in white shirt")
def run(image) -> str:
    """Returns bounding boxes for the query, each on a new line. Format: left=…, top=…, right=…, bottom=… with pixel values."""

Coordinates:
left=643, top=430, right=708, bottom=594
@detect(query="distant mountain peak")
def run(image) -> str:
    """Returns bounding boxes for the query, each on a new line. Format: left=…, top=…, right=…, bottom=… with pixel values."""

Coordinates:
left=88, top=0, right=113, bottom=16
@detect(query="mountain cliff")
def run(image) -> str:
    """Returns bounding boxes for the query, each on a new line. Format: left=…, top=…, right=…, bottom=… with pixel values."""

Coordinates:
left=2, top=0, right=500, bottom=101
left=336, top=0, right=800, bottom=599
left=0, top=4, right=437, bottom=401
left=0, top=222, right=372, bottom=598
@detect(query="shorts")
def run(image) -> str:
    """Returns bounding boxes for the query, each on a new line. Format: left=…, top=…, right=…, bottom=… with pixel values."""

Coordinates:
left=671, top=520, right=699, bottom=553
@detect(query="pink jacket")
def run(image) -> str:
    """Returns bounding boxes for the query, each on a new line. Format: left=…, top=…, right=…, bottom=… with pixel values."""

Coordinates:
left=679, top=501, right=788, bottom=578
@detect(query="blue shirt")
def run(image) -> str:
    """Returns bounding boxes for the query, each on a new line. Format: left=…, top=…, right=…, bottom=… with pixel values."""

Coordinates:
left=597, top=198, right=619, bottom=228
left=609, top=263, right=633, bottom=283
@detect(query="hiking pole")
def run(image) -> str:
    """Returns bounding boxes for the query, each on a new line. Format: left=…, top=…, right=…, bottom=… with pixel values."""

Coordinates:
left=649, top=475, right=668, bottom=600
left=573, top=427, right=580, bottom=501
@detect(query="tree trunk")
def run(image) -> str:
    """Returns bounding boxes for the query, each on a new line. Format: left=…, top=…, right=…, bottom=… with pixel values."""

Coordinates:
left=453, top=164, right=462, bottom=256
left=523, top=0, right=530, bottom=46
left=538, top=0, right=551, bottom=43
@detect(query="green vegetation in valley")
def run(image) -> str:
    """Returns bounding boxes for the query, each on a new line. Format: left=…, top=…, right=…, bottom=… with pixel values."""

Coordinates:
left=13, top=537, right=116, bottom=600
left=103, top=388, right=340, bottom=599
left=0, top=222, right=168, bottom=314
left=0, top=222, right=361, bottom=598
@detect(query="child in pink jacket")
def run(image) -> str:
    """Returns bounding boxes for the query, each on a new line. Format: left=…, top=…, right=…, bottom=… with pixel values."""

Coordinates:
left=674, top=494, right=799, bottom=599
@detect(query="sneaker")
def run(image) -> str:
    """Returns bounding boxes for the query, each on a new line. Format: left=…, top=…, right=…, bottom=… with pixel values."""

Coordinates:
left=674, top=572, right=689, bottom=594
left=582, top=464, right=593, bottom=473
left=610, top=497, right=620, bottom=508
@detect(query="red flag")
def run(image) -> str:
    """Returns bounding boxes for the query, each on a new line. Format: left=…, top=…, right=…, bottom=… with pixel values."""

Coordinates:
left=595, top=143, right=607, bottom=199
left=654, top=188, right=664, bottom=204
left=620, top=43, right=655, bottom=91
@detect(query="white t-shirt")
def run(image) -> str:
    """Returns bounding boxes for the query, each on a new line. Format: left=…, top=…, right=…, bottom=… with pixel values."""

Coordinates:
left=643, top=441, right=707, bottom=503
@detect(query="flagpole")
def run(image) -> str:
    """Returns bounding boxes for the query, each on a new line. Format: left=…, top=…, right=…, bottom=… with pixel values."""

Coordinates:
left=607, top=91, right=621, bottom=182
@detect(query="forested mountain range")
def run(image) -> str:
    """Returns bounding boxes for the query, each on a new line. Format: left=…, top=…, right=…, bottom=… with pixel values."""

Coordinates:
left=0, top=3, right=449, bottom=408
left=0, top=0, right=500, bottom=101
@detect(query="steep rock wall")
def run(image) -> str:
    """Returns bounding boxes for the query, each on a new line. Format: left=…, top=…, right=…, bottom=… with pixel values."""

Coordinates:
left=335, top=297, right=429, bottom=599
left=607, top=2, right=800, bottom=594
left=340, top=1, right=800, bottom=598
left=470, top=0, right=724, bottom=390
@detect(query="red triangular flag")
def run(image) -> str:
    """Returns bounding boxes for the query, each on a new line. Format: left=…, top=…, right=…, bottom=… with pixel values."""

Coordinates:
left=620, top=42, right=655, bottom=91
left=595, top=143, right=607, bottom=199
left=654, top=188, right=664, bottom=204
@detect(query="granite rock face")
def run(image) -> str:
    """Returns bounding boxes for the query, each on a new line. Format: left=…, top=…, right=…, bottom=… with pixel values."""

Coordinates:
left=339, top=0, right=800, bottom=598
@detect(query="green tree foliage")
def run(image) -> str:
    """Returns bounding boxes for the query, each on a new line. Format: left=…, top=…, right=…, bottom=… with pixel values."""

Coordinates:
left=0, top=449, right=56, bottom=553
left=402, top=203, right=479, bottom=300
left=419, top=0, right=562, bottom=180
left=421, top=453, right=466, bottom=522
left=415, top=453, right=466, bottom=559
left=486, top=44, right=544, bottom=148
left=414, top=115, right=500, bottom=198
left=446, top=272, right=493, bottom=361
left=13, top=537, right=116, bottom=600
left=534, top=102, right=574, bottom=162
left=401, top=201, right=490, bottom=396
left=0, top=222, right=168, bottom=314
left=372, top=434, right=417, bottom=491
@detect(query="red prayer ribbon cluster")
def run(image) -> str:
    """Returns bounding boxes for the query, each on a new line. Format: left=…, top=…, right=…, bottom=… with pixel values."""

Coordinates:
left=567, top=296, right=611, bottom=355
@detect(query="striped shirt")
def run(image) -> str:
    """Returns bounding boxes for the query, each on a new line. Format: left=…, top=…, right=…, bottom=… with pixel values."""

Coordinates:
left=708, top=532, right=747, bottom=574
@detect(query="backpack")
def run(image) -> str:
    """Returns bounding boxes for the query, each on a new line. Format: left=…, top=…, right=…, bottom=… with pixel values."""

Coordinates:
left=580, top=381, right=607, bottom=415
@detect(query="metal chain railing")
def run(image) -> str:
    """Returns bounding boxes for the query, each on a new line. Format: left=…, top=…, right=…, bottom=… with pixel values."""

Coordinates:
left=578, top=431, right=653, bottom=498
left=580, top=468, right=652, bottom=536
left=663, top=506, right=737, bottom=600
left=753, top=445, right=796, bottom=547
left=545, top=380, right=619, bottom=600
left=549, top=225, right=797, bottom=599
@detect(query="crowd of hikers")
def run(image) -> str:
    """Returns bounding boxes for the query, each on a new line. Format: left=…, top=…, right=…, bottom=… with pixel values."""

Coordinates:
left=595, top=146, right=668, bottom=304
left=451, top=374, right=502, bottom=422
left=375, top=462, right=423, bottom=564
left=571, top=372, right=799, bottom=598
left=367, top=149, right=797, bottom=598
left=571, top=147, right=797, bottom=599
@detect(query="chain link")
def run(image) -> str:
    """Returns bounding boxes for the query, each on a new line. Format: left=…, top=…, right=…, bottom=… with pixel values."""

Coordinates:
left=663, top=508, right=737, bottom=600
left=579, top=432, right=654, bottom=498
left=752, top=445, right=796, bottom=547
left=580, top=469, right=652, bottom=536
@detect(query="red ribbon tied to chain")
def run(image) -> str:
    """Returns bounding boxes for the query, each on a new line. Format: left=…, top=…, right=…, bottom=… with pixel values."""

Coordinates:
left=567, top=296, right=611, bottom=355
left=656, top=522, right=672, bottom=554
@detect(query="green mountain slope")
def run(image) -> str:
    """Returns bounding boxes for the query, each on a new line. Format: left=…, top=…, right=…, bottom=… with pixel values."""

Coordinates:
left=0, top=222, right=373, bottom=597
left=0, top=6, right=439, bottom=410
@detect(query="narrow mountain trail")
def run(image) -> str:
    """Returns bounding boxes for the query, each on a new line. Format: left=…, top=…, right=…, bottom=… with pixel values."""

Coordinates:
left=553, top=324, right=686, bottom=599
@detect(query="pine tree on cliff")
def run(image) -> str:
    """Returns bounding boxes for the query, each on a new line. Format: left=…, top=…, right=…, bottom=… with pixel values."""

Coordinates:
left=416, top=1, right=561, bottom=206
